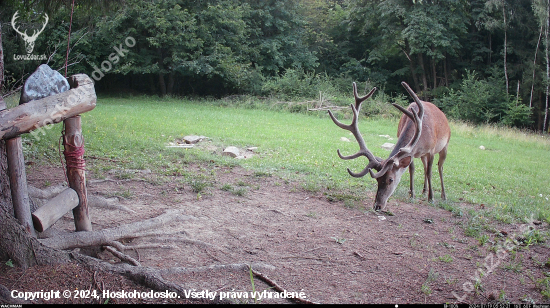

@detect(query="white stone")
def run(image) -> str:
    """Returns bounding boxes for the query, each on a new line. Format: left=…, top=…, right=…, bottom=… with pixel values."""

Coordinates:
left=381, top=143, right=395, bottom=151
left=183, top=135, right=204, bottom=144
left=340, top=137, right=350, bottom=142
left=479, top=145, right=485, bottom=150
left=223, top=146, right=240, bottom=158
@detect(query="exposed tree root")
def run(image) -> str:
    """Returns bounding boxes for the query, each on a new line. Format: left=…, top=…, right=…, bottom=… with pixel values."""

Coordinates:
left=0, top=284, right=27, bottom=304
left=103, top=246, right=141, bottom=266
left=88, top=195, right=135, bottom=213
left=28, top=185, right=66, bottom=200
left=249, top=266, right=319, bottom=304
left=157, top=262, right=276, bottom=275
left=70, top=253, right=255, bottom=304
left=105, top=240, right=177, bottom=251
left=39, top=210, right=197, bottom=250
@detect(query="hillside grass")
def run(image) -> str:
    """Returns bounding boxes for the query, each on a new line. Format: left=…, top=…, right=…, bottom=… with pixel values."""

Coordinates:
left=22, top=95, right=550, bottom=224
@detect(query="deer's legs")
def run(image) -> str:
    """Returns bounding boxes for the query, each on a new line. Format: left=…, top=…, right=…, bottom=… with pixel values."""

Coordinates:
left=421, top=155, right=428, bottom=195
left=408, top=160, right=415, bottom=199
left=425, top=154, right=435, bottom=202
left=438, top=146, right=448, bottom=200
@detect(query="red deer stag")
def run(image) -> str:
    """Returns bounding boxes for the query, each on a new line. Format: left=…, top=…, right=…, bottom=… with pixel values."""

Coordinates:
left=328, top=82, right=450, bottom=210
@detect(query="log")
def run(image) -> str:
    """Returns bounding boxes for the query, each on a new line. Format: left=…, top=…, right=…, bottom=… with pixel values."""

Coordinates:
left=0, top=74, right=96, bottom=140
left=31, top=188, right=79, bottom=232
left=2, top=99, right=36, bottom=237
left=6, top=137, right=36, bottom=237
left=63, top=116, right=92, bottom=231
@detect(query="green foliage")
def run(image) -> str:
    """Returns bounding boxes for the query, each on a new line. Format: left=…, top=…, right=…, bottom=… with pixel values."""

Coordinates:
left=261, top=68, right=347, bottom=100
left=436, top=70, right=533, bottom=127
left=502, top=101, right=534, bottom=128
left=0, top=0, right=548, bottom=129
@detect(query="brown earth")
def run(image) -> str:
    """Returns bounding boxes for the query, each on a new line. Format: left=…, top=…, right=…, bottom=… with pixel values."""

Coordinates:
left=1, top=161, right=549, bottom=304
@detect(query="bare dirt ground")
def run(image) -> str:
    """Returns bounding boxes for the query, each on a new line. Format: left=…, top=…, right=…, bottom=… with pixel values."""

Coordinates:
left=1, top=161, right=550, bottom=304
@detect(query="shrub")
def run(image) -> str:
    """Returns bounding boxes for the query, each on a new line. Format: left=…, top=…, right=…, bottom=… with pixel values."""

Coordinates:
left=435, top=69, right=533, bottom=128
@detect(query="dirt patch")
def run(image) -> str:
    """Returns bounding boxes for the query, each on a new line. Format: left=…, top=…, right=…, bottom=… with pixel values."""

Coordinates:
left=2, top=163, right=550, bottom=304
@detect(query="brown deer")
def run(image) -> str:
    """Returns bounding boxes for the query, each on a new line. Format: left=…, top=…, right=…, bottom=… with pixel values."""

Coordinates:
left=328, top=82, right=450, bottom=211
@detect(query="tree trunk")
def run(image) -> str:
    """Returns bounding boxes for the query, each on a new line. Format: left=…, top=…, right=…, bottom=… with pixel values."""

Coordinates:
left=406, top=53, right=421, bottom=93
left=158, top=72, right=166, bottom=97
left=545, top=0, right=549, bottom=133
left=431, top=54, right=437, bottom=90
left=444, top=53, right=449, bottom=87
left=167, top=71, right=175, bottom=95
left=418, top=54, right=428, bottom=94
left=0, top=138, right=70, bottom=268
left=488, top=33, right=492, bottom=65
left=531, top=25, right=543, bottom=108
left=157, top=49, right=167, bottom=96
left=0, top=22, right=3, bottom=92
left=403, top=41, right=420, bottom=93
left=503, top=6, right=509, bottom=96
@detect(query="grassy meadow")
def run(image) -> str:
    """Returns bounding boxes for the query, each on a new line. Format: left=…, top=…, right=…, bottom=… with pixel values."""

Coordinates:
left=20, top=95, right=550, bottom=225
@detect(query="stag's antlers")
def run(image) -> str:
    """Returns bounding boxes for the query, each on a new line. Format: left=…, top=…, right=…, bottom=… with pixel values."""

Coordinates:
left=328, top=82, right=382, bottom=177
left=328, top=82, right=425, bottom=180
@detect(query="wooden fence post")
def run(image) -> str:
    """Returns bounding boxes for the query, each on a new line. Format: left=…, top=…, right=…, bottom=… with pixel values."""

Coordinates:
left=2, top=99, right=36, bottom=237
left=6, top=137, right=36, bottom=236
left=63, top=115, right=92, bottom=231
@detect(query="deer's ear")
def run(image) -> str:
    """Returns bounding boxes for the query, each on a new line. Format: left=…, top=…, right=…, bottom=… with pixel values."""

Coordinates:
left=398, top=156, right=412, bottom=168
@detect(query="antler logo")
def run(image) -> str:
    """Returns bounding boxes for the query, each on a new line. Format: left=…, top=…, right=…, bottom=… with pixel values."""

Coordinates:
left=11, top=11, right=49, bottom=54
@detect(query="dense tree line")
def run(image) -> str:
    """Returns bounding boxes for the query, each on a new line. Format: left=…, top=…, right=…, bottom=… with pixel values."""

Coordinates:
left=2, top=0, right=550, bottom=131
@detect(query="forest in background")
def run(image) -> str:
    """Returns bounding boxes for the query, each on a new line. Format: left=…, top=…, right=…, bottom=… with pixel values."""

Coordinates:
left=2, top=0, right=550, bottom=131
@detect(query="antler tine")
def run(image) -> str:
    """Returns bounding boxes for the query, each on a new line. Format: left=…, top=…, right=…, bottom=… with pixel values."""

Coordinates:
left=353, top=82, right=377, bottom=112
left=391, top=103, right=414, bottom=121
left=373, top=81, right=424, bottom=167
left=328, top=83, right=382, bottom=175
left=328, top=103, right=369, bottom=161
left=348, top=160, right=381, bottom=178
left=401, top=81, right=424, bottom=120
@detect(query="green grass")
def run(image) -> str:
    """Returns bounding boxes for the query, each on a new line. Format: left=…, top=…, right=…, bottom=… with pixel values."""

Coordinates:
left=23, top=95, right=550, bottom=224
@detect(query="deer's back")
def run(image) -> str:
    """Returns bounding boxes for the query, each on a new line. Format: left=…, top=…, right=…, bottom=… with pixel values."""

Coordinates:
left=397, top=101, right=450, bottom=157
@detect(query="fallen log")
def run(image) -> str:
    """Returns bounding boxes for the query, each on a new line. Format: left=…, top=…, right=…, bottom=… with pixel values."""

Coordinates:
left=32, top=188, right=79, bottom=232
left=0, top=74, right=96, bottom=140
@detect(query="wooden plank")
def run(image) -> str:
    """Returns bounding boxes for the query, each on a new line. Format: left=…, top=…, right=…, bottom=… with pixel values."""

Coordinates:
left=63, top=115, right=92, bottom=231
left=31, top=188, right=79, bottom=232
left=0, top=74, right=96, bottom=140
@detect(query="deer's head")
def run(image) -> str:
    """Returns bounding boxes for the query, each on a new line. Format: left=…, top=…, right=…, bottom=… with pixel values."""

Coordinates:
left=12, top=11, right=49, bottom=54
